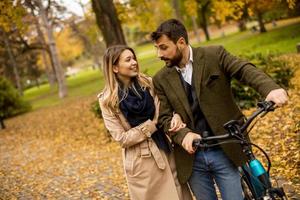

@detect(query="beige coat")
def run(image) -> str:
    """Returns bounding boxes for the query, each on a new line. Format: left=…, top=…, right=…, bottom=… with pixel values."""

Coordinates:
left=98, top=82, right=192, bottom=200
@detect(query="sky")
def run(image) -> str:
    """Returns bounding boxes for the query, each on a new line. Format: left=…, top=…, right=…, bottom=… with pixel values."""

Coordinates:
left=59, top=0, right=89, bottom=17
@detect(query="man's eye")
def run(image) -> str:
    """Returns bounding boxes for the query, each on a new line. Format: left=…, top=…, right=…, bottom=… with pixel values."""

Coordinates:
left=161, top=46, right=168, bottom=50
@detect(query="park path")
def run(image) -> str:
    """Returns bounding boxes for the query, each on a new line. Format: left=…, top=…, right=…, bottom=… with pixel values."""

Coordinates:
left=0, top=97, right=129, bottom=199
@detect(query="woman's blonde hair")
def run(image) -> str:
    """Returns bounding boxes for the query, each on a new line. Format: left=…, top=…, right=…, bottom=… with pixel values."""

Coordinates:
left=101, top=45, right=152, bottom=113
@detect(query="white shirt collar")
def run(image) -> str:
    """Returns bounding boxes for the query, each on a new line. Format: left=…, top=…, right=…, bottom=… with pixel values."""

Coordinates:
left=188, top=45, right=193, bottom=63
left=176, top=45, right=193, bottom=85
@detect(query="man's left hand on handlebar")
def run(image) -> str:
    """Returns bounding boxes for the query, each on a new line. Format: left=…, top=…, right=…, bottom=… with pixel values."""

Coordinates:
left=265, top=88, right=288, bottom=107
left=182, top=132, right=201, bottom=154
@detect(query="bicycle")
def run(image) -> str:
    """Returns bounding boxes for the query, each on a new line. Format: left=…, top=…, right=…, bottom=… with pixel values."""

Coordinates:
left=193, top=101, right=287, bottom=200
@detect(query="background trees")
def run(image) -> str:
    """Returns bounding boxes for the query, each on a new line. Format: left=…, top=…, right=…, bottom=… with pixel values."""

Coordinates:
left=0, top=0, right=298, bottom=112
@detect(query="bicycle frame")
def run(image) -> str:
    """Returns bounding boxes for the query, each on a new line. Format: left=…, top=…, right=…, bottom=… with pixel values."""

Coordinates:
left=192, top=101, right=287, bottom=200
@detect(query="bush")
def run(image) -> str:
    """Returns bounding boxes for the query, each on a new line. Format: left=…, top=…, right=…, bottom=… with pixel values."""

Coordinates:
left=0, top=77, right=31, bottom=129
left=90, top=100, right=102, bottom=119
left=232, top=53, right=294, bottom=109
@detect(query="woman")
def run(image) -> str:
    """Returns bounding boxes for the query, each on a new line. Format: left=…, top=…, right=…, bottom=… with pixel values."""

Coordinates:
left=98, top=45, right=192, bottom=200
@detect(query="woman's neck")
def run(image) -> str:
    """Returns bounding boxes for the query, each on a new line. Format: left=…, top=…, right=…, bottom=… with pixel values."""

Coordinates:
left=118, top=76, right=132, bottom=88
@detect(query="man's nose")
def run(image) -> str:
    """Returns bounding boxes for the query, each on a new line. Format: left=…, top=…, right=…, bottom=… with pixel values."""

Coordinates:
left=157, top=49, right=163, bottom=58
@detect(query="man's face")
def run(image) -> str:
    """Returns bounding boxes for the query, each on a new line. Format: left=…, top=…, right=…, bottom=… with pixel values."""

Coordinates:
left=154, top=34, right=183, bottom=67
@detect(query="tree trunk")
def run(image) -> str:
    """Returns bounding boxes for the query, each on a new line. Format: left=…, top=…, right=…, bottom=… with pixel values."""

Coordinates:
left=91, top=0, right=126, bottom=47
left=257, top=11, right=266, bottom=33
left=238, top=19, right=247, bottom=32
left=42, top=50, right=56, bottom=86
left=0, top=118, right=5, bottom=129
left=191, top=16, right=201, bottom=43
left=70, top=20, right=93, bottom=53
left=34, top=16, right=56, bottom=87
left=172, top=0, right=183, bottom=22
left=200, top=7, right=210, bottom=41
left=196, top=0, right=210, bottom=41
left=38, top=1, right=67, bottom=98
left=1, top=29, right=23, bottom=95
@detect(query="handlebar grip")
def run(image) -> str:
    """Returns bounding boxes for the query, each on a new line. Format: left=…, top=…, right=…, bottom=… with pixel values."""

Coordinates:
left=202, top=131, right=209, bottom=138
left=192, top=139, right=201, bottom=148
left=257, top=101, right=275, bottom=112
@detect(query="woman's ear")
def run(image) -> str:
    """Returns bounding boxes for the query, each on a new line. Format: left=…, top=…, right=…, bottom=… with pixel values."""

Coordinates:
left=112, top=65, right=119, bottom=73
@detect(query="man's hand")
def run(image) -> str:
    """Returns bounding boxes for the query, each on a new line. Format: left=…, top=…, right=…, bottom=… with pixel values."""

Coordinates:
left=265, top=88, right=288, bottom=107
left=182, top=132, right=201, bottom=154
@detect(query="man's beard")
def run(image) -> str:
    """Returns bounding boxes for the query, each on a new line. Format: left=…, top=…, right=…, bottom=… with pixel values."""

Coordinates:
left=161, top=47, right=183, bottom=67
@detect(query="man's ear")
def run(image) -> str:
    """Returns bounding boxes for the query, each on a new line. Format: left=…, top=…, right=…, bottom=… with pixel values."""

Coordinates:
left=113, top=65, right=118, bottom=73
left=177, top=37, right=186, bottom=49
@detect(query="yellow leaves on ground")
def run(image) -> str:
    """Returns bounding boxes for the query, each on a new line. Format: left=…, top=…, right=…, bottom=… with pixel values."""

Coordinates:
left=243, top=53, right=300, bottom=197
left=0, top=97, right=128, bottom=199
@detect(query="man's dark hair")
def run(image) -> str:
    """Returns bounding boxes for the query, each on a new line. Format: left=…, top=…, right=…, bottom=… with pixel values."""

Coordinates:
left=151, top=19, right=189, bottom=44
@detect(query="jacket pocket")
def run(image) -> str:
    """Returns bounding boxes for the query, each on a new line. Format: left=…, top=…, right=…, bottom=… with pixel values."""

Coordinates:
left=205, top=74, right=220, bottom=87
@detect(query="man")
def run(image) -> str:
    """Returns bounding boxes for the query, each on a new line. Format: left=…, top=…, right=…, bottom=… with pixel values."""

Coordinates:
left=151, top=19, right=288, bottom=200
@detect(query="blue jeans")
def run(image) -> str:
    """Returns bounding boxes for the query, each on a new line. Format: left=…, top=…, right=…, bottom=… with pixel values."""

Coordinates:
left=188, top=147, right=243, bottom=200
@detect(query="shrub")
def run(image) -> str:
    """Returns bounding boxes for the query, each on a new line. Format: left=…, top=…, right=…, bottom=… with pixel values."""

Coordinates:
left=90, top=100, right=102, bottom=119
left=232, top=53, right=294, bottom=109
left=0, top=77, right=31, bottom=129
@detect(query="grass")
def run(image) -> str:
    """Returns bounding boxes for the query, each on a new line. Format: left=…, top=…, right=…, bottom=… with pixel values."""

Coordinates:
left=204, top=22, right=300, bottom=56
left=24, top=69, right=104, bottom=109
left=23, top=19, right=300, bottom=110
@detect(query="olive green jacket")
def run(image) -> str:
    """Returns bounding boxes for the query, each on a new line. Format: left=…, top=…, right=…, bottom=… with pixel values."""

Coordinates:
left=153, top=45, right=281, bottom=184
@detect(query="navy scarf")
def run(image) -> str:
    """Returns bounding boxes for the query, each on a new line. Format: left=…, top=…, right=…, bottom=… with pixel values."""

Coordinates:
left=118, top=82, right=171, bottom=153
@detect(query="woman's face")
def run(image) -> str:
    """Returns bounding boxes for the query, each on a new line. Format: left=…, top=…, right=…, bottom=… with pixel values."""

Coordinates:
left=113, top=49, right=138, bottom=84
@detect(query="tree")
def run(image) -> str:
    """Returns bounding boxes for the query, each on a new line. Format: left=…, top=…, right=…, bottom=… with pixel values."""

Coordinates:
left=172, top=0, right=184, bottom=22
left=26, top=0, right=68, bottom=98
left=68, top=13, right=104, bottom=69
left=184, top=0, right=201, bottom=43
left=55, top=26, right=84, bottom=67
left=211, top=0, right=246, bottom=31
left=0, top=77, right=30, bottom=129
left=0, top=0, right=27, bottom=95
left=195, top=0, right=211, bottom=41
left=91, top=0, right=126, bottom=47
left=28, top=6, right=57, bottom=87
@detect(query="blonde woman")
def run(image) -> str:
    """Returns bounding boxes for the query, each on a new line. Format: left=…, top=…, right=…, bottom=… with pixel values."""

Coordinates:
left=98, top=45, right=192, bottom=200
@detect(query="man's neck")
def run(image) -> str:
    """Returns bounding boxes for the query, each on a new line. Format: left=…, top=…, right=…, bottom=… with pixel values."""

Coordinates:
left=178, top=45, right=190, bottom=68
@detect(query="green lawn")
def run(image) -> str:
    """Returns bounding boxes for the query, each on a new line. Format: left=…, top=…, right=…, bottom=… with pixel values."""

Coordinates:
left=24, top=69, right=104, bottom=109
left=24, top=19, right=300, bottom=110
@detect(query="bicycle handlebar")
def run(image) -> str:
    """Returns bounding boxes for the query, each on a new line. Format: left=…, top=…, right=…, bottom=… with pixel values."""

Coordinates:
left=193, top=101, right=275, bottom=147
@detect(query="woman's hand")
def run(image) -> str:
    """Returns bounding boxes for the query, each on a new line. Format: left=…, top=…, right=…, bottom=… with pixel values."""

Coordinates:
left=168, top=113, right=186, bottom=132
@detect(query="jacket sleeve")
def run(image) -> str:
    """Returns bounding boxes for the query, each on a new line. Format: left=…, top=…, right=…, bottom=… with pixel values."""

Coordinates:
left=99, top=98, right=157, bottom=148
left=153, top=76, right=192, bottom=146
left=217, top=46, right=281, bottom=98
